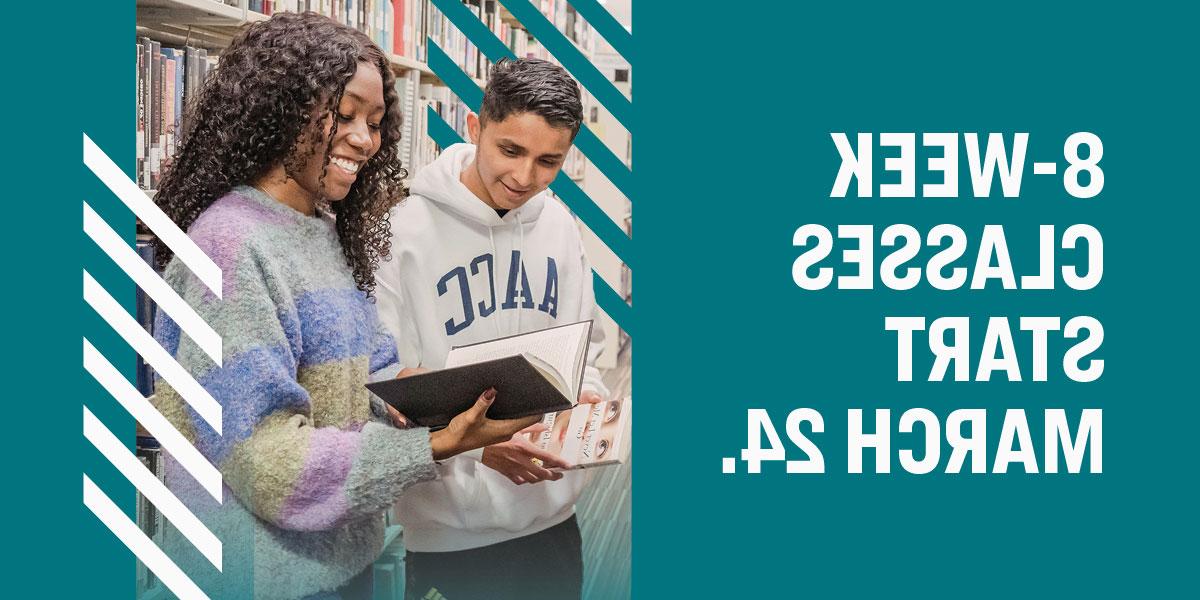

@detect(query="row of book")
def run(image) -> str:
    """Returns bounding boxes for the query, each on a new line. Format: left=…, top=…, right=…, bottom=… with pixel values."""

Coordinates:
left=372, top=548, right=406, bottom=600
left=135, top=237, right=160, bottom=396
left=133, top=22, right=167, bottom=580
left=534, top=0, right=595, bottom=50
left=135, top=38, right=214, bottom=190
left=230, top=0, right=593, bottom=81
left=431, top=1, right=596, bottom=80
left=237, top=0, right=532, bottom=76
left=137, top=0, right=598, bottom=189
left=376, top=514, right=407, bottom=599
left=563, top=139, right=585, bottom=181
left=396, top=70, right=471, bottom=175
left=135, top=436, right=166, bottom=596
left=135, top=236, right=165, bottom=597
left=242, top=0, right=398, bottom=55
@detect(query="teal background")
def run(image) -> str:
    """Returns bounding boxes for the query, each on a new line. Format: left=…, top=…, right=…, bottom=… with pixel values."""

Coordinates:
left=4, top=1, right=1197, bottom=598
left=638, top=1, right=1197, bottom=597
left=5, top=1, right=136, bottom=599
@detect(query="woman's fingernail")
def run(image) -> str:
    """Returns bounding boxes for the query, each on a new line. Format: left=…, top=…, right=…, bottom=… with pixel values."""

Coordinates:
left=483, top=388, right=497, bottom=401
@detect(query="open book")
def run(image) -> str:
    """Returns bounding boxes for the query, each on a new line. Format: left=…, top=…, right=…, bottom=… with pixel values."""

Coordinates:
left=366, top=321, right=594, bottom=428
left=528, top=396, right=632, bottom=469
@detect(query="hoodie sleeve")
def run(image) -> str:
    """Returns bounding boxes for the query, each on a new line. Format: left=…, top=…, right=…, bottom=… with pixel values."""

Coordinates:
left=374, top=252, right=426, bottom=370
left=152, top=236, right=436, bottom=532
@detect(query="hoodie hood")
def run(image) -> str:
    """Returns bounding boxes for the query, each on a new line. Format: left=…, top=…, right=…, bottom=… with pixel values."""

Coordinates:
left=409, top=143, right=546, bottom=227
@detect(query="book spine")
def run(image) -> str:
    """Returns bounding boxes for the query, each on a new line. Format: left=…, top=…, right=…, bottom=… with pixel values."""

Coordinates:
left=405, top=0, right=414, bottom=58
left=174, top=48, right=183, bottom=155
left=184, top=47, right=197, bottom=134
left=163, top=51, right=176, bottom=161
left=135, top=240, right=158, bottom=395
left=134, top=441, right=165, bottom=590
left=139, top=38, right=153, bottom=188
left=136, top=42, right=144, bottom=187
left=393, top=0, right=403, bottom=55
left=150, top=41, right=162, bottom=189
left=198, top=48, right=209, bottom=88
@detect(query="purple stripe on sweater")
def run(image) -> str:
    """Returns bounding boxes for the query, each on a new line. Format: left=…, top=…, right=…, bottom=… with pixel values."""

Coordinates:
left=276, top=427, right=360, bottom=531
left=187, top=192, right=291, bottom=301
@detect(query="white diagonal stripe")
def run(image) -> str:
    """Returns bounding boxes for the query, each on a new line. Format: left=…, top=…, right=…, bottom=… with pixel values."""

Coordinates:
left=83, top=474, right=210, bottom=600
left=83, top=202, right=222, bottom=365
left=83, top=270, right=222, bottom=434
left=83, top=338, right=223, bottom=502
left=83, top=133, right=222, bottom=299
left=83, top=406, right=222, bottom=571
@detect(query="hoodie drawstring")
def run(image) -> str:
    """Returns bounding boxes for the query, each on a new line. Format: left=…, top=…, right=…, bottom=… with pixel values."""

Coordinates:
left=517, top=218, right=526, bottom=336
left=488, top=225, right=503, bottom=339
left=489, top=215, right=527, bottom=337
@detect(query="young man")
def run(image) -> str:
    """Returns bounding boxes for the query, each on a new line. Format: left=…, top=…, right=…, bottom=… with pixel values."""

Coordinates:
left=374, top=58, right=608, bottom=600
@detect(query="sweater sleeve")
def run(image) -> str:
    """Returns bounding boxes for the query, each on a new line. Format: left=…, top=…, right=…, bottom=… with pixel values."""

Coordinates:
left=153, top=236, right=435, bottom=532
left=368, top=307, right=403, bottom=381
left=367, top=308, right=403, bottom=422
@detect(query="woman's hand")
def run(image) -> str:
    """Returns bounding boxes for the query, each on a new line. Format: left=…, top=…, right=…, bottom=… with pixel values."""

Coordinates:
left=384, top=403, right=410, bottom=428
left=429, top=388, right=541, bottom=460
left=383, top=367, right=430, bottom=428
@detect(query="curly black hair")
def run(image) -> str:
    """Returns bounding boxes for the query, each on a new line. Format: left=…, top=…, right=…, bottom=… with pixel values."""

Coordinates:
left=152, top=11, right=406, bottom=296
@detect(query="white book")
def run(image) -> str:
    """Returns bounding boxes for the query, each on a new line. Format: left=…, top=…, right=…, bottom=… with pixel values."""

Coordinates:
left=530, top=396, right=631, bottom=469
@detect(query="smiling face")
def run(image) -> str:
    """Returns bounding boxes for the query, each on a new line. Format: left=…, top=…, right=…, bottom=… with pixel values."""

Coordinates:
left=272, top=61, right=385, bottom=210
left=462, top=111, right=575, bottom=211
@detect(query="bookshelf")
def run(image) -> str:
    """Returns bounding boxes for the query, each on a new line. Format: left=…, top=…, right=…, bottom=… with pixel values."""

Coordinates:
left=573, top=73, right=631, bottom=369
left=138, top=0, right=430, bottom=78
left=134, top=0, right=609, bottom=185
left=138, top=0, right=249, bottom=24
left=135, top=0, right=257, bottom=50
left=133, top=0, right=520, bottom=190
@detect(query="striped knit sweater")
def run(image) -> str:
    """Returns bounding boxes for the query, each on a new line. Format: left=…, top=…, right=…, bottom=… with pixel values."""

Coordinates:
left=153, top=186, right=436, bottom=600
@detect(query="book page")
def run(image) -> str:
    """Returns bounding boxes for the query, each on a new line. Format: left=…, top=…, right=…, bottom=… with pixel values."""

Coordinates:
left=445, top=322, right=589, bottom=394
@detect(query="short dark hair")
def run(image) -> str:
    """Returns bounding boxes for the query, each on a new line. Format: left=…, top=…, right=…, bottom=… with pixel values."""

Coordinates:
left=480, top=58, right=583, bottom=138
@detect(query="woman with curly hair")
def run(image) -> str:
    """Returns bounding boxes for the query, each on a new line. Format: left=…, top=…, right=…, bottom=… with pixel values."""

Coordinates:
left=150, top=12, right=536, bottom=600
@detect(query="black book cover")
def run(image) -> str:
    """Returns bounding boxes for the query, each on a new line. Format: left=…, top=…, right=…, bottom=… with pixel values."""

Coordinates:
left=366, top=355, right=575, bottom=429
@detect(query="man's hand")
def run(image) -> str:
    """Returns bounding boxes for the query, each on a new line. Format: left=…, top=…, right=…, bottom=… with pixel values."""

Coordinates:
left=579, top=390, right=603, bottom=404
left=482, top=424, right=573, bottom=485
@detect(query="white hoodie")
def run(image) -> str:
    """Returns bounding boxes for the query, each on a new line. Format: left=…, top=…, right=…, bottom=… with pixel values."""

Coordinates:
left=374, top=143, right=608, bottom=552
